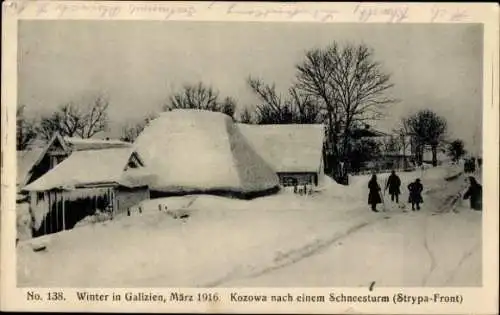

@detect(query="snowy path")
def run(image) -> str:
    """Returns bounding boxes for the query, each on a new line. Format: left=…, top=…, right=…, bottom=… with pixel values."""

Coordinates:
left=220, top=207, right=482, bottom=287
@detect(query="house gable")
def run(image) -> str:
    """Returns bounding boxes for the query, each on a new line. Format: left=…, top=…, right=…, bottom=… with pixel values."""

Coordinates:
left=124, top=151, right=145, bottom=171
left=21, top=133, right=72, bottom=188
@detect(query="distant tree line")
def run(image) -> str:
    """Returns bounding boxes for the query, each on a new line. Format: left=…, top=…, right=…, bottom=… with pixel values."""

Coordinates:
left=16, top=94, right=110, bottom=150
left=18, top=41, right=459, bottom=181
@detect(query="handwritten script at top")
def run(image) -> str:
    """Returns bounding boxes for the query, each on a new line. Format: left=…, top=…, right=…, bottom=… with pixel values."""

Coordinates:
left=208, top=3, right=470, bottom=23
left=429, top=6, right=469, bottom=23
left=6, top=1, right=197, bottom=19
left=5, top=1, right=470, bottom=23
left=213, top=3, right=340, bottom=22
left=352, top=4, right=409, bottom=23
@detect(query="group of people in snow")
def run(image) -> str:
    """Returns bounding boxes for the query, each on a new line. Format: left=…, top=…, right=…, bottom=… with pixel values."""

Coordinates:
left=462, top=176, right=483, bottom=211
left=367, top=170, right=482, bottom=212
left=464, top=157, right=481, bottom=174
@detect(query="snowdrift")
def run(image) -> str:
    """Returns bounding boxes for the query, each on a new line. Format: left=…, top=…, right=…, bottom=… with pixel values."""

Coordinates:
left=133, top=110, right=280, bottom=198
left=17, top=163, right=481, bottom=287
left=17, top=183, right=376, bottom=287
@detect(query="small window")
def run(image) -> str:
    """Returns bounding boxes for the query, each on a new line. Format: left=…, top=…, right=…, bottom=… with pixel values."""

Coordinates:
left=282, top=177, right=298, bottom=187
left=127, top=160, right=138, bottom=169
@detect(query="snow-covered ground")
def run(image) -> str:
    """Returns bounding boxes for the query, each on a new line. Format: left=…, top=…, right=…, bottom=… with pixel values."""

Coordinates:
left=17, top=165, right=482, bottom=287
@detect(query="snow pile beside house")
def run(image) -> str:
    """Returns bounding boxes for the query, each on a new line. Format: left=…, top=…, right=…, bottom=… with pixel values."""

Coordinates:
left=17, top=202, right=32, bottom=241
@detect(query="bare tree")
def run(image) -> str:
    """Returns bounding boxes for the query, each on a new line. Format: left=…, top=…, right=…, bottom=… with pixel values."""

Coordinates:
left=16, top=105, right=38, bottom=150
left=247, top=76, right=321, bottom=124
left=163, top=82, right=236, bottom=118
left=392, top=118, right=415, bottom=168
left=38, top=94, right=110, bottom=140
left=121, top=113, right=158, bottom=143
left=78, top=95, right=110, bottom=138
left=220, top=96, right=236, bottom=118
left=238, top=107, right=255, bottom=124
left=447, top=139, right=466, bottom=163
left=405, top=109, right=448, bottom=167
left=247, top=77, right=290, bottom=124
left=294, top=42, right=396, bottom=177
left=38, top=103, right=81, bottom=140
left=288, top=87, right=322, bottom=124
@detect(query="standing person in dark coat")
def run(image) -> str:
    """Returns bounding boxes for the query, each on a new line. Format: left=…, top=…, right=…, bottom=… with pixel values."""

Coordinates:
left=368, top=174, right=382, bottom=212
left=408, top=179, right=424, bottom=211
left=463, top=176, right=482, bottom=210
left=385, top=170, right=401, bottom=203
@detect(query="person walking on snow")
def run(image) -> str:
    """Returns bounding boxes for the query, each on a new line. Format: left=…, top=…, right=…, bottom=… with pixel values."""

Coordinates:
left=463, top=176, right=482, bottom=211
left=385, top=170, right=401, bottom=203
left=368, top=174, right=383, bottom=212
left=408, top=178, right=424, bottom=211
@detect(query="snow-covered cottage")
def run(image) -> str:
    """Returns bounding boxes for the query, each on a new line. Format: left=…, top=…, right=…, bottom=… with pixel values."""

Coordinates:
left=238, top=124, right=325, bottom=187
left=18, top=133, right=132, bottom=191
left=133, top=109, right=280, bottom=198
left=21, top=136, right=151, bottom=237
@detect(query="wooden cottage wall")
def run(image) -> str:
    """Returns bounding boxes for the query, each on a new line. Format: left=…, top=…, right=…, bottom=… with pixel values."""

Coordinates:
left=61, top=187, right=115, bottom=227
left=277, top=172, right=318, bottom=187
left=30, top=187, right=116, bottom=237
left=115, top=186, right=150, bottom=216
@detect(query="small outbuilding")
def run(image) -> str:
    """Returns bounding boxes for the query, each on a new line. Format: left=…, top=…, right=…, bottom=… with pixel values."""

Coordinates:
left=17, top=133, right=132, bottom=193
left=238, top=124, right=326, bottom=187
left=22, top=146, right=151, bottom=237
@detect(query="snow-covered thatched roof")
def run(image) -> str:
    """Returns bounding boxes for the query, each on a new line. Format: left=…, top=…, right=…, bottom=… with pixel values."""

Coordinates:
left=64, top=137, right=130, bottom=151
left=133, top=109, right=279, bottom=195
left=238, top=124, right=325, bottom=173
left=17, top=133, right=133, bottom=190
left=22, top=148, right=147, bottom=191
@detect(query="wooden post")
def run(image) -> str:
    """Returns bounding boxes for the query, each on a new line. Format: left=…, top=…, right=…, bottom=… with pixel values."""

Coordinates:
left=107, top=188, right=111, bottom=213
left=112, top=189, right=117, bottom=219
left=46, top=191, right=50, bottom=235
left=29, top=192, right=36, bottom=237
left=51, top=191, right=54, bottom=234
left=62, top=193, right=66, bottom=231
left=55, top=192, right=59, bottom=232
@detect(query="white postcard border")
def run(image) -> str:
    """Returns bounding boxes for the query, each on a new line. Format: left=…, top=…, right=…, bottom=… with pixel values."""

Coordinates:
left=1, top=2, right=498, bottom=314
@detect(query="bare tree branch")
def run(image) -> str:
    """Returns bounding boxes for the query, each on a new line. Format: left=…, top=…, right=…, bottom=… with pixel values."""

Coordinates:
left=16, top=105, right=38, bottom=150
left=121, top=112, right=158, bottom=143
left=163, top=82, right=235, bottom=118
left=247, top=76, right=321, bottom=125
left=238, top=107, right=255, bottom=124
left=293, top=42, right=397, bottom=178
left=38, top=94, right=110, bottom=140
left=404, top=109, right=448, bottom=166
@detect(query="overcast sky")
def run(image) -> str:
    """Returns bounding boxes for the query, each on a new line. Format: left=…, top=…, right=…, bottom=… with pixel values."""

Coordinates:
left=18, top=21, right=483, bottom=153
